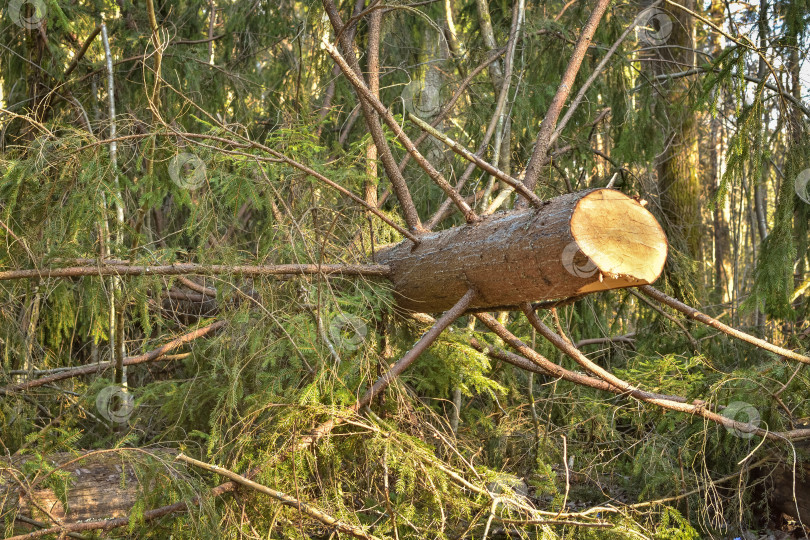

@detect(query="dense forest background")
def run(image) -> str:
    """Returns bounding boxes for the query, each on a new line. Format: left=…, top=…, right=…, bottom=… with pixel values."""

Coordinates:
left=1, top=0, right=809, bottom=537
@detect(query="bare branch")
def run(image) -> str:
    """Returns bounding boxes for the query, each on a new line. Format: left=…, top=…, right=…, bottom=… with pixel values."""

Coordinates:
left=574, top=333, right=636, bottom=348
left=638, top=285, right=810, bottom=364
left=408, top=114, right=543, bottom=206
left=425, top=146, right=573, bottom=229
left=78, top=128, right=419, bottom=243
left=0, top=262, right=391, bottom=281
left=426, top=0, right=524, bottom=225
left=550, top=1, right=662, bottom=148
left=295, top=288, right=477, bottom=451
left=627, top=288, right=699, bottom=352
left=640, top=67, right=810, bottom=118
left=473, top=314, right=679, bottom=402
left=365, top=7, right=382, bottom=208
left=322, top=0, right=425, bottom=234
left=63, top=25, right=101, bottom=79
left=475, top=312, right=810, bottom=441
left=394, top=47, right=506, bottom=176
left=2, top=322, right=226, bottom=393
left=519, top=0, right=612, bottom=204
left=246, top=138, right=421, bottom=242
left=522, top=304, right=648, bottom=393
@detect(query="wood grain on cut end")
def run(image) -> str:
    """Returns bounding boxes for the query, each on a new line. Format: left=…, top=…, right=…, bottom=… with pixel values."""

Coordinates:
left=571, top=190, right=667, bottom=295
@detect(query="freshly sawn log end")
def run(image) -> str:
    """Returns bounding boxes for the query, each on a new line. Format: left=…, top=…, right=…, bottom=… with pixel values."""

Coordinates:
left=375, top=189, right=668, bottom=313
left=570, top=189, right=667, bottom=294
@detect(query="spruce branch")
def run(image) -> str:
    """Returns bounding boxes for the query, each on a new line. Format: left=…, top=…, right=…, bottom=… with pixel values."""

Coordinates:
left=322, top=0, right=425, bottom=234
left=549, top=0, right=664, bottom=148
left=294, top=288, right=477, bottom=452
left=407, top=114, right=543, bottom=207
left=476, top=312, right=810, bottom=441
left=320, top=35, right=479, bottom=224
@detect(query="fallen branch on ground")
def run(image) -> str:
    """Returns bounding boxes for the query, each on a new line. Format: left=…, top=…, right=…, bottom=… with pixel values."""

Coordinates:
left=468, top=337, right=688, bottom=404
left=1, top=321, right=226, bottom=393
left=5, top=291, right=477, bottom=538
left=294, top=288, right=477, bottom=452
left=176, top=453, right=381, bottom=540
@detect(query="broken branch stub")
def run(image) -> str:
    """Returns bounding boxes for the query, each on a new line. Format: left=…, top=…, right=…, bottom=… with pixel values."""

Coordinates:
left=375, top=189, right=668, bottom=312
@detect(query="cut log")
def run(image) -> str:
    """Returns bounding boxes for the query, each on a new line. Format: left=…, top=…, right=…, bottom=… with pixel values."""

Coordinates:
left=375, top=189, right=668, bottom=312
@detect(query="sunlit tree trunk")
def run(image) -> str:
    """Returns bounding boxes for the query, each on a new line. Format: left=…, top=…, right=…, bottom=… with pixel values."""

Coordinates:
left=365, top=6, right=380, bottom=209
left=650, top=0, right=702, bottom=298
left=709, top=0, right=731, bottom=303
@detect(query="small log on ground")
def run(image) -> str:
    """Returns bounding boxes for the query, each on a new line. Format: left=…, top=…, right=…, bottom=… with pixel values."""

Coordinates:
left=375, top=189, right=668, bottom=312
left=1, top=450, right=174, bottom=525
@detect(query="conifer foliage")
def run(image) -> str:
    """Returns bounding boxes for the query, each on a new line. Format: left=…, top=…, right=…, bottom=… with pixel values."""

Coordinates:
left=1, top=0, right=809, bottom=537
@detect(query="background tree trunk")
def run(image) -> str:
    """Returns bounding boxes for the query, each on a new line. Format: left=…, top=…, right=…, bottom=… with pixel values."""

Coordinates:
left=651, top=0, right=701, bottom=297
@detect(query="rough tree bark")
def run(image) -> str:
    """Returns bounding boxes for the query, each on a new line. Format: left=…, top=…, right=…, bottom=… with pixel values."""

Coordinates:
left=375, top=189, right=668, bottom=312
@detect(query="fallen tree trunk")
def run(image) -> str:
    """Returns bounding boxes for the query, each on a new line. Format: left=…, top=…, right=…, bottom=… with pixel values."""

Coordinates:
left=375, top=188, right=668, bottom=312
left=0, top=189, right=666, bottom=315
